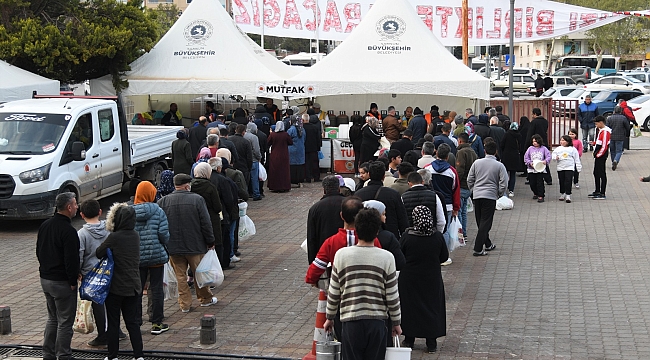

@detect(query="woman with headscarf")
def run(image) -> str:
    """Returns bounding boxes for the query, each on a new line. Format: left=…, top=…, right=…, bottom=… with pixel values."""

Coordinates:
left=171, top=129, right=193, bottom=176
left=360, top=116, right=381, bottom=164
left=191, top=147, right=212, bottom=178
left=191, top=163, right=223, bottom=261
left=466, top=123, right=485, bottom=158
left=500, top=122, right=522, bottom=197
left=398, top=205, right=449, bottom=353
left=287, top=115, right=306, bottom=185
left=155, top=170, right=175, bottom=201
left=266, top=121, right=293, bottom=192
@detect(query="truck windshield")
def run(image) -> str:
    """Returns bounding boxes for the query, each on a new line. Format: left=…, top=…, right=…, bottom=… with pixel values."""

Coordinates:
left=0, top=113, right=69, bottom=154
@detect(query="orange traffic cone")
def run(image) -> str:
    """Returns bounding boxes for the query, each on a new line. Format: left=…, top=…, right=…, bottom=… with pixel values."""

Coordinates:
left=302, top=289, right=328, bottom=360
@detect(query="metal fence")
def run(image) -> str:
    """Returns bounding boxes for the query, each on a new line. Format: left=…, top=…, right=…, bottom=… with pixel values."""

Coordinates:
left=489, top=98, right=579, bottom=148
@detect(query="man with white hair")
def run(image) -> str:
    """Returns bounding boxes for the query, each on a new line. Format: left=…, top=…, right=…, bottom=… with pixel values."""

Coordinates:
left=465, top=108, right=478, bottom=125
left=488, top=116, right=506, bottom=158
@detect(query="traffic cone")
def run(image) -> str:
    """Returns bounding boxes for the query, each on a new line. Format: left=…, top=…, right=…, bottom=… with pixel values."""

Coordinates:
left=302, top=289, right=328, bottom=360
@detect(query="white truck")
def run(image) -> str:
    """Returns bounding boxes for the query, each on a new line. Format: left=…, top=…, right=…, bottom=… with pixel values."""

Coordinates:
left=0, top=96, right=182, bottom=219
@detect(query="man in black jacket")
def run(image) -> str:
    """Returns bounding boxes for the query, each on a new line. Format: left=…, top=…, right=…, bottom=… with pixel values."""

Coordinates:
left=208, top=157, right=240, bottom=269
left=526, top=108, right=552, bottom=184
left=401, top=172, right=446, bottom=232
left=189, top=116, right=208, bottom=159
left=303, top=114, right=322, bottom=182
left=37, top=192, right=80, bottom=360
left=390, top=129, right=414, bottom=157
left=306, top=176, right=345, bottom=263
left=218, top=128, right=239, bottom=165
left=228, top=124, right=253, bottom=187
left=354, top=161, right=409, bottom=238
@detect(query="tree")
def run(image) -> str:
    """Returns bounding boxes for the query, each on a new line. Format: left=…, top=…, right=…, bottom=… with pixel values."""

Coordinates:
left=147, top=3, right=180, bottom=39
left=0, top=0, right=160, bottom=92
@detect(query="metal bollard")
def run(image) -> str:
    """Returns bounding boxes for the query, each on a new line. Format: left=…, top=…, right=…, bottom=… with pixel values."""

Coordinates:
left=0, top=306, right=11, bottom=335
left=200, top=314, right=216, bottom=345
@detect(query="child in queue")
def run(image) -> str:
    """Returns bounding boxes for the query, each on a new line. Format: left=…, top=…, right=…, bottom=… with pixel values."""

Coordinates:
left=552, top=135, right=582, bottom=203
left=524, top=134, right=551, bottom=203
left=568, top=129, right=583, bottom=189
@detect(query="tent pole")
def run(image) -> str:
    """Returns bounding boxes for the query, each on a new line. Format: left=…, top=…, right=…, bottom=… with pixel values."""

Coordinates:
left=260, top=0, right=265, bottom=49
left=462, top=0, right=468, bottom=66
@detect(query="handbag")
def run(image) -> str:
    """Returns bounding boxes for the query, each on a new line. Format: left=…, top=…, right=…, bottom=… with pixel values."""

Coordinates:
left=80, top=248, right=114, bottom=304
left=385, top=336, right=411, bottom=360
left=72, top=290, right=95, bottom=334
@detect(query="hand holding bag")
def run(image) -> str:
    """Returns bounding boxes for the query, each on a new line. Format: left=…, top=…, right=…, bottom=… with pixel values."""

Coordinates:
left=447, top=216, right=462, bottom=252
left=194, top=249, right=224, bottom=289
left=385, top=336, right=411, bottom=360
left=80, top=248, right=114, bottom=304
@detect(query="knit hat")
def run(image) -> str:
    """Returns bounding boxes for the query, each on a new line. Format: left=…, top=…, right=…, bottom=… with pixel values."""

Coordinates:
left=134, top=181, right=156, bottom=204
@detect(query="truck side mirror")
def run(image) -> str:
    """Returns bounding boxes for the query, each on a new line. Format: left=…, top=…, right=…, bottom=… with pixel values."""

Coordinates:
left=70, top=141, right=86, bottom=161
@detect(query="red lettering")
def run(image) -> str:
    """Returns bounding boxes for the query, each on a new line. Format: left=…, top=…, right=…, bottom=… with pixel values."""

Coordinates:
left=303, top=0, right=321, bottom=31
left=343, top=3, right=361, bottom=33
left=476, top=7, right=483, bottom=39
left=454, top=7, right=473, bottom=38
left=569, top=12, right=577, bottom=31
left=436, top=6, right=453, bottom=38
left=323, top=0, right=343, bottom=32
left=598, top=13, right=609, bottom=21
left=283, top=0, right=303, bottom=29
left=417, top=5, right=433, bottom=31
left=251, top=0, right=261, bottom=27
left=263, top=0, right=281, bottom=27
left=234, top=0, right=251, bottom=24
left=486, top=8, right=501, bottom=39
left=504, top=8, right=522, bottom=38
left=341, top=149, right=353, bottom=157
left=536, top=10, right=554, bottom=35
left=526, top=7, right=533, bottom=37
left=579, top=13, right=597, bottom=28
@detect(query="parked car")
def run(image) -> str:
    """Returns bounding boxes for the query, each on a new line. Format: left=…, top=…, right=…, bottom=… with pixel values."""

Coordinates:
left=551, top=88, right=603, bottom=116
left=545, top=76, right=576, bottom=87
left=491, top=75, right=536, bottom=96
left=498, top=67, right=542, bottom=79
left=541, top=86, right=580, bottom=99
left=591, top=90, right=643, bottom=117
left=476, top=66, right=500, bottom=79
left=623, top=72, right=650, bottom=83
left=585, top=76, right=650, bottom=94
left=551, top=66, right=593, bottom=85
left=628, top=94, right=650, bottom=131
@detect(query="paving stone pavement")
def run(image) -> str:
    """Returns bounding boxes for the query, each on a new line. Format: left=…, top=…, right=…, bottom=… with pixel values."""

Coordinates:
left=1, top=138, right=650, bottom=359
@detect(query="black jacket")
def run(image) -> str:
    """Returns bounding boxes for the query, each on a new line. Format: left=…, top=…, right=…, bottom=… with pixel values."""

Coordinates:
left=172, top=138, right=193, bottom=176
left=189, top=123, right=208, bottom=160
left=229, top=134, right=253, bottom=173
left=256, top=131, right=268, bottom=166
left=210, top=171, right=238, bottom=225
left=306, top=193, right=345, bottom=264
left=377, top=229, right=406, bottom=271
left=96, top=203, right=141, bottom=297
left=526, top=116, right=549, bottom=148
left=304, top=120, right=322, bottom=153
left=391, top=137, right=414, bottom=157
left=36, top=213, right=80, bottom=286
left=158, top=190, right=215, bottom=255
left=190, top=178, right=223, bottom=246
left=218, top=137, right=239, bottom=166
left=401, top=185, right=440, bottom=229
left=488, top=125, right=506, bottom=158
left=355, top=180, right=409, bottom=238
left=500, top=129, right=521, bottom=171
left=474, top=122, right=491, bottom=142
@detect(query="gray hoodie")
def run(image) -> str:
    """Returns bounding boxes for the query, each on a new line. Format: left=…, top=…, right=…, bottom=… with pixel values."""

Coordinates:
left=78, top=221, right=110, bottom=275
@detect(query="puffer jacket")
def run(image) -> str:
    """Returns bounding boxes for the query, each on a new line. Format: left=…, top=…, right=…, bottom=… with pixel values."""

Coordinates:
left=133, top=202, right=170, bottom=267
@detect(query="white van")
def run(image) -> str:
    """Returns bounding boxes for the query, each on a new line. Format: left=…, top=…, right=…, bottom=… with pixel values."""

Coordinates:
left=0, top=96, right=181, bottom=219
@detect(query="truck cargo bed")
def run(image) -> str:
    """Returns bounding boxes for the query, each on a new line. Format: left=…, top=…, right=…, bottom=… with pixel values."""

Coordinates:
left=127, top=125, right=183, bottom=166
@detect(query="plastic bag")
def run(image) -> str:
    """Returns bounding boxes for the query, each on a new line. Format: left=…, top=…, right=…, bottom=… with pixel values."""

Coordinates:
left=194, top=249, right=224, bottom=289
left=258, top=164, right=268, bottom=181
left=447, top=216, right=462, bottom=252
left=238, top=202, right=248, bottom=217
left=301, top=239, right=308, bottom=253
left=466, top=198, right=474, bottom=213
left=495, top=196, right=514, bottom=210
left=163, top=262, right=178, bottom=301
left=238, top=215, right=256, bottom=240
left=632, top=126, right=642, bottom=138
left=80, top=248, right=114, bottom=304
left=73, top=291, right=95, bottom=334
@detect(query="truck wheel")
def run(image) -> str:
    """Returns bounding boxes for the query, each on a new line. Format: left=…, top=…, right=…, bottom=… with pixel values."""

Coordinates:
left=142, top=163, right=165, bottom=187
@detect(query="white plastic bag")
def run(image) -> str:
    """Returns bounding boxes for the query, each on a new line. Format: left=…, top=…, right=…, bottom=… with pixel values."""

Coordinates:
left=73, top=291, right=95, bottom=334
left=301, top=239, right=308, bottom=253
left=162, top=262, right=178, bottom=301
left=258, top=164, right=268, bottom=181
left=495, top=196, right=514, bottom=210
left=238, top=202, right=248, bottom=217
left=466, top=198, right=474, bottom=213
left=238, top=215, right=256, bottom=240
left=447, top=216, right=462, bottom=252
left=194, top=249, right=224, bottom=289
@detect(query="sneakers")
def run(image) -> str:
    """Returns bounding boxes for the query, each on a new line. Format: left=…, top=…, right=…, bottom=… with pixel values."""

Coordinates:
left=473, top=251, right=488, bottom=256
left=485, top=244, right=496, bottom=251
left=151, top=323, right=169, bottom=335
left=441, top=258, right=452, bottom=266
left=537, top=197, right=544, bottom=203
left=88, top=337, right=108, bottom=347
left=612, top=161, right=617, bottom=171
left=559, top=194, right=565, bottom=201
left=181, top=308, right=190, bottom=313
left=565, top=195, right=571, bottom=203
left=234, top=251, right=241, bottom=257
left=200, top=297, right=218, bottom=307
left=508, top=191, right=514, bottom=198
left=575, top=183, right=580, bottom=189
left=593, top=194, right=607, bottom=200
left=587, top=192, right=600, bottom=198
left=230, top=255, right=241, bottom=263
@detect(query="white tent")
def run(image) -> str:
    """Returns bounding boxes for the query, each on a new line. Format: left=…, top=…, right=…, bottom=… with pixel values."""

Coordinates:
left=92, top=0, right=297, bottom=98
left=288, top=0, right=490, bottom=101
left=0, top=61, right=60, bottom=102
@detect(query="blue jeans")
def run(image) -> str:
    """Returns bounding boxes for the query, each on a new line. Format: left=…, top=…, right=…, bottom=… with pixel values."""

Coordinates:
left=251, top=161, right=260, bottom=198
left=582, top=127, right=595, bottom=149
left=459, top=188, right=471, bottom=238
left=610, top=140, right=624, bottom=164
left=442, top=210, right=452, bottom=250
left=41, top=279, right=76, bottom=360
left=229, top=221, right=237, bottom=257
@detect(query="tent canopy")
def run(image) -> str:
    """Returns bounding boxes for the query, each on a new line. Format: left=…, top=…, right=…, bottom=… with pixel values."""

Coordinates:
left=112, top=0, right=297, bottom=98
left=289, top=0, right=490, bottom=100
left=0, top=61, right=60, bottom=102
